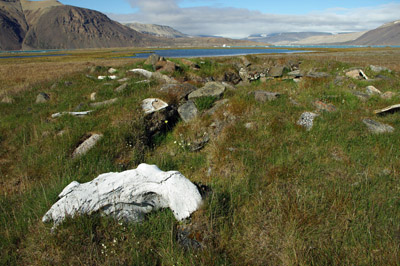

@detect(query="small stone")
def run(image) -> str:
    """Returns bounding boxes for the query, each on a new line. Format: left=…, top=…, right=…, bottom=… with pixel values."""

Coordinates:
left=178, top=101, right=198, bottom=122
left=297, top=112, right=319, bottom=131
left=381, top=91, right=396, bottom=100
left=313, top=100, right=337, bottom=112
left=142, top=98, right=168, bottom=114
left=115, top=83, right=128, bottom=93
left=90, top=98, right=118, bottom=108
left=362, top=118, right=394, bottom=134
left=365, top=85, right=382, bottom=96
left=72, top=133, right=103, bottom=158
left=252, top=91, right=280, bottom=102
left=245, top=122, right=254, bottom=129
left=108, top=68, right=117, bottom=74
left=36, top=92, right=50, bottom=103
left=90, top=92, right=96, bottom=101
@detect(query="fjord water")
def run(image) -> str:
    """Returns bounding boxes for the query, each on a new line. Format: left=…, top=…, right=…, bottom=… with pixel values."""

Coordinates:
left=130, top=48, right=308, bottom=58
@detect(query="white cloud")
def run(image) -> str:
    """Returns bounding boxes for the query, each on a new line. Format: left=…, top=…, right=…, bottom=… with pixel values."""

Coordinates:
left=108, top=1, right=400, bottom=38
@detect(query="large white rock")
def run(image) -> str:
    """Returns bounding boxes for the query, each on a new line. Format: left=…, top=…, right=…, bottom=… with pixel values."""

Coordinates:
left=42, top=164, right=202, bottom=229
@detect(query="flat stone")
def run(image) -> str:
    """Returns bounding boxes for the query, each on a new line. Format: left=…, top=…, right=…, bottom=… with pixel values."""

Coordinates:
left=374, top=104, right=400, bottom=115
left=306, top=72, right=330, bottom=78
left=42, top=163, right=202, bottom=230
left=362, top=118, right=394, bottom=134
left=188, top=82, right=226, bottom=100
left=72, top=133, right=103, bottom=158
left=297, top=112, right=319, bottom=131
left=115, top=83, right=128, bottom=93
left=252, top=91, right=281, bottom=102
left=129, top=69, right=153, bottom=78
left=287, top=70, right=303, bottom=77
left=178, top=101, right=198, bottom=122
left=160, top=83, right=197, bottom=101
left=90, top=98, right=118, bottom=108
left=313, top=100, right=337, bottom=112
left=118, top=78, right=130, bottom=83
left=268, top=66, right=286, bottom=77
left=51, top=111, right=93, bottom=118
left=36, top=92, right=50, bottom=103
left=365, top=85, right=382, bottom=96
left=381, top=91, right=396, bottom=100
left=142, top=98, right=168, bottom=114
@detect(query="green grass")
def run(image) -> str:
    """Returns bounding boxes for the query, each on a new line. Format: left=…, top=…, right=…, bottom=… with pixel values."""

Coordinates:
left=1, top=51, right=400, bottom=265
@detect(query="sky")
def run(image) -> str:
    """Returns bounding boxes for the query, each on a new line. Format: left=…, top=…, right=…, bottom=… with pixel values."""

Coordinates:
left=58, top=0, right=400, bottom=38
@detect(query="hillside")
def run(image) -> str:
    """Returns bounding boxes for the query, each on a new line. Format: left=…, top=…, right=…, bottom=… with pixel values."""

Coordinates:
left=349, top=20, right=400, bottom=45
left=0, top=0, right=28, bottom=50
left=245, top=32, right=332, bottom=45
left=125, top=22, right=187, bottom=38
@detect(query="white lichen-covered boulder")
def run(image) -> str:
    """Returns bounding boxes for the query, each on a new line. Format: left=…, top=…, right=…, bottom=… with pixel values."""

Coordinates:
left=43, top=164, right=202, bottom=229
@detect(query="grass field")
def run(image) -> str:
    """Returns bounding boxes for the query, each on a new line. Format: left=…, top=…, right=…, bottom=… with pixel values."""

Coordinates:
left=1, top=47, right=400, bottom=265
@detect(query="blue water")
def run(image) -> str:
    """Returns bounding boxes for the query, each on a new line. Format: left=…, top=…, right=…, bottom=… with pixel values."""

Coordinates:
left=273, top=45, right=400, bottom=49
left=0, top=53, right=69, bottom=59
left=129, top=48, right=308, bottom=59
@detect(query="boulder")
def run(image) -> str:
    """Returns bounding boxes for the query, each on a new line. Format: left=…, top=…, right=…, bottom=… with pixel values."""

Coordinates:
left=362, top=119, right=394, bottom=134
left=297, top=112, right=319, bottom=131
left=152, top=72, right=178, bottom=84
left=365, top=85, right=382, bottom=96
left=252, top=91, right=281, bottom=102
left=155, top=60, right=179, bottom=73
left=188, top=82, right=226, bottom=100
left=42, top=163, right=202, bottom=230
left=178, top=101, right=198, bottom=122
left=346, top=69, right=368, bottom=80
left=36, top=92, right=50, bottom=103
left=144, top=105, right=178, bottom=138
left=160, top=83, right=198, bottom=101
left=72, top=133, right=103, bottom=158
left=145, top=54, right=164, bottom=67
left=268, top=66, right=286, bottom=78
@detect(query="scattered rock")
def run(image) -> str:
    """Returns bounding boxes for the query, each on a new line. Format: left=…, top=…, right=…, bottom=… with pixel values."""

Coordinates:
left=42, top=163, right=202, bottom=230
left=287, top=70, right=303, bottom=78
left=188, top=82, right=226, bottom=100
left=306, top=72, right=330, bottom=78
left=381, top=91, right=396, bottom=100
left=90, top=92, right=97, bottom=101
left=98, top=75, right=117, bottom=80
left=36, top=92, right=50, bottom=103
left=108, top=68, right=117, bottom=74
left=313, top=100, right=337, bottom=112
left=90, top=98, right=118, bottom=108
left=152, top=72, right=178, bottom=84
left=362, top=118, right=394, bottom=134
left=129, top=69, right=153, bottom=79
left=224, top=71, right=241, bottom=85
left=159, top=83, right=197, bottom=101
left=72, top=133, right=103, bottom=159
left=145, top=54, right=164, bottom=67
left=297, top=112, right=319, bottom=131
left=369, top=65, right=391, bottom=73
left=178, top=101, right=198, bottom=122
left=115, top=83, right=128, bottom=93
left=51, top=111, right=93, bottom=118
left=118, top=77, right=130, bottom=83
left=252, top=91, right=281, bottom=102
left=374, top=104, right=400, bottom=115
left=365, top=85, right=382, bottom=96
left=346, top=69, right=368, bottom=80
left=268, top=66, right=287, bottom=77
left=155, top=60, right=179, bottom=73
left=142, top=98, right=169, bottom=114
left=1, top=96, right=14, bottom=104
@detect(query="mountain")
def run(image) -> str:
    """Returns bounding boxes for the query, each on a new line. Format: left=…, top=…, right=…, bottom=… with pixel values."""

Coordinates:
left=348, top=20, right=400, bottom=46
left=294, top=32, right=367, bottom=45
left=0, top=0, right=157, bottom=50
left=125, top=22, right=187, bottom=38
left=245, top=32, right=332, bottom=45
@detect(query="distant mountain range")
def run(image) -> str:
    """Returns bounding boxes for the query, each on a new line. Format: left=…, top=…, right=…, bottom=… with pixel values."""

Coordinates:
left=124, top=22, right=187, bottom=38
left=245, top=20, right=400, bottom=46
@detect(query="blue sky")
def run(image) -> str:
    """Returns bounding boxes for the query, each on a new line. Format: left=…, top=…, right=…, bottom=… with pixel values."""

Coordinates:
left=57, top=0, right=400, bottom=38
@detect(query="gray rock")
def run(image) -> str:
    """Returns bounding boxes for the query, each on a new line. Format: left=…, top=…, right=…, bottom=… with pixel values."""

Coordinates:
left=297, top=112, right=319, bottom=131
left=365, top=85, right=382, bottom=96
left=42, top=163, right=202, bottom=230
left=188, top=82, right=226, bottom=100
left=152, top=72, right=178, bottom=84
left=239, top=68, right=250, bottom=82
left=118, top=77, right=130, bottom=83
left=142, top=98, right=168, bottom=114
left=72, top=133, right=103, bottom=158
left=129, top=69, right=153, bottom=78
left=178, top=101, right=198, bottom=122
left=36, top=92, right=50, bottom=103
left=306, top=72, right=330, bottom=78
left=268, top=66, right=286, bottom=77
left=145, top=54, right=164, bottom=67
left=115, top=83, right=128, bottom=93
left=287, top=70, right=303, bottom=77
left=252, top=91, right=281, bottom=102
left=90, top=98, right=118, bottom=108
left=352, top=91, right=370, bottom=101
left=369, top=65, right=391, bottom=73
left=160, top=83, right=197, bottom=101
left=362, top=118, right=394, bottom=134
